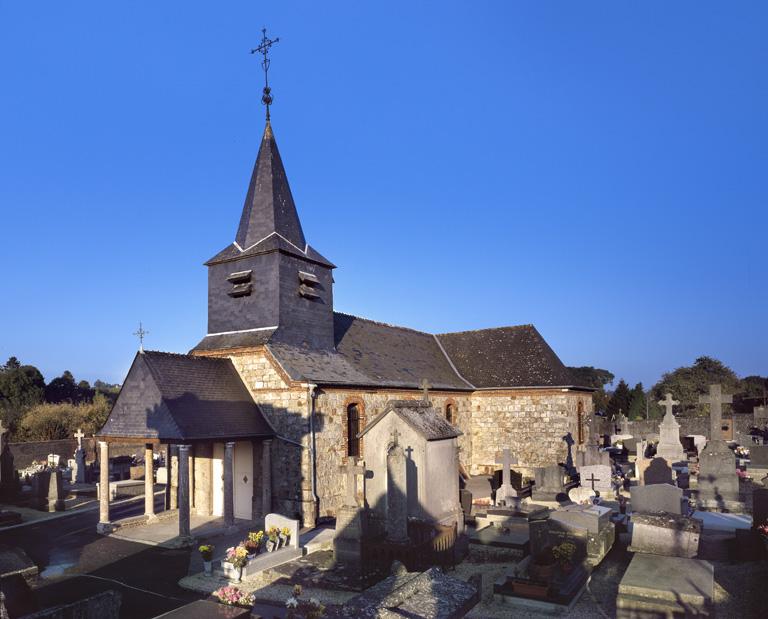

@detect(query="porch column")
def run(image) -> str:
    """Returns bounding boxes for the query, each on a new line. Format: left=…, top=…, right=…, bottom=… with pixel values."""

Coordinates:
left=97, top=440, right=111, bottom=533
left=178, top=444, right=191, bottom=541
left=144, top=443, right=155, bottom=520
left=223, top=441, right=235, bottom=528
left=262, top=439, right=272, bottom=516
left=169, top=444, right=178, bottom=510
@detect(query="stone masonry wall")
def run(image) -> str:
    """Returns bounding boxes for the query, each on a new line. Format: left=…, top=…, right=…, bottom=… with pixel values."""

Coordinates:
left=469, top=390, right=594, bottom=476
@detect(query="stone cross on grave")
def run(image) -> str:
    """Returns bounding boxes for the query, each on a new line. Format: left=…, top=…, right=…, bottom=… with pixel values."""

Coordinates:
left=339, top=458, right=366, bottom=508
left=495, top=448, right=519, bottom=506
left=699, top=384, right=733, bottom=440
left=420, top=378, right=431, bottom=403
left=74, top=428, right=85, bottom=450
left=659, top=393, right=680, bottom=418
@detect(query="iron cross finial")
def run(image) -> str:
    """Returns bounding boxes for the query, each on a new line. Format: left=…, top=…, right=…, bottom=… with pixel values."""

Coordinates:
left=251, top=27, right=280, bottom=121
left=133, top=322, right=149, bottom=353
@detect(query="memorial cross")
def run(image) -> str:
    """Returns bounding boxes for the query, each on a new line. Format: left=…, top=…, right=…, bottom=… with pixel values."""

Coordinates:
left=420, top=378, right=431, bottom=403
left=74, top=428, right=85, bottom=450
left=699, top=384, right=733, bottom=440
left=584, top=472, right=600, bottom=492
left=339, top=458, right=365, bottom=507
left=658, top=393, right=680, bottom=418
left=495, top=448, right=517, bottom=491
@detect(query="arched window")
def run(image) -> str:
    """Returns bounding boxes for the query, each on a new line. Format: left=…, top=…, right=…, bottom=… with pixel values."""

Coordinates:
left=577, top=400, right=584, bottom=445
left=446, top=403, right=455, bottom=426
left=347, top=403, right=361, bottom=457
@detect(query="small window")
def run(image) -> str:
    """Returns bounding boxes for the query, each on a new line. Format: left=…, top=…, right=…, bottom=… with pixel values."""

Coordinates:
left=446, top=403, right=455, bottom=426
left=347, top=403, right=361, bottom=457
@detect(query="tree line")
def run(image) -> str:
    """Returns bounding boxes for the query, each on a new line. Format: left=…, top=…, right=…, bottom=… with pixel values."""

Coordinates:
left=569, top=356, right=768, bottom=421
left=0, top=356, right=120, bottom=442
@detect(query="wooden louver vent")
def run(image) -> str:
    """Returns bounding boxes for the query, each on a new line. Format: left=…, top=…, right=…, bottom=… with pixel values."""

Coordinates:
left=227, top=270, right=252, bottom=298
left=298, top=270, right=320, bottom=299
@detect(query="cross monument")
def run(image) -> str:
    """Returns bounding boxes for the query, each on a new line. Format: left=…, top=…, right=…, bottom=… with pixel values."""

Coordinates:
left=658, top=393, right=680, bottom=418
left=495, top=448, right=519, bottom=505
left=584, top=472, right=601, bottom=492
left=74, top=428, right=85, bottom=450
left=339, top=458, right=366, bottom=507
left=699, top=384, right=733, bottom=440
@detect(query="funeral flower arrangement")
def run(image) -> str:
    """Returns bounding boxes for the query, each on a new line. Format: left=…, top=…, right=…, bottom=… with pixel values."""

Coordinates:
left=552, top=541, right=577, bottom=567
left=734, top=446, right=749, bottom=458
left=212, top=585, right=254, bottom=607
left=244, top=530, right=264, bottom=554
left=285, top=585, right=325, bottom=619
left=225, top=545, right=249, bottom=569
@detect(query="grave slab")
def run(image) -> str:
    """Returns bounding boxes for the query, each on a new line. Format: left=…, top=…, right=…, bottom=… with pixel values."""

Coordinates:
left=628, top=513, right=702, bottom=558
left=617, top=554, right=713, bottom=617
left=630, top=484, right=684, bottom=515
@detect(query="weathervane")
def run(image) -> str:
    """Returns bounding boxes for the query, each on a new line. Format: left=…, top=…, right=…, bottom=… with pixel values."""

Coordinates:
left=251, top=28, right=280, bottom=121
left=133, top=322, right=149, bottom=353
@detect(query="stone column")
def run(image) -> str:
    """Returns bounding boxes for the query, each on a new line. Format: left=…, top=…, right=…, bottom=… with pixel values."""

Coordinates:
left=144, top=443, right=155, bottom=520
left=97, top=441, right=111, bottom=533
left=262, top=439, right=272, bottom=517
left=223, top=442, right=235, bottom=528
left=178, top=444, right=192, bottom=541
left=169, top=444, right=178, bottom=510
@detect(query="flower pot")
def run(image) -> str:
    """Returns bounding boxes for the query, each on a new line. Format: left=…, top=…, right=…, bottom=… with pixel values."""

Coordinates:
left=279, top=533, right=289, bottom=547
left=266, top=540, right=276, bottom=553
left=203, top=560, right=212, bottom=575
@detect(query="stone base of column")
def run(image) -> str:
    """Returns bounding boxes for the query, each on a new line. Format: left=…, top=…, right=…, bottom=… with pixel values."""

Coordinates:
left=96, top=522, right=115, bottom=535
left=145, top=514, right=160, bottom=524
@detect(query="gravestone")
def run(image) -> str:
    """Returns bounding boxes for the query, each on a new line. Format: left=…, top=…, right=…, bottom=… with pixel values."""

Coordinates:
left=73, top=428, right=87, bottom=484
left=644, top=457, right=673, bottom=485
left=494, top=448, right=519, bottom=507
left=699, top=383, right=732, bottom=441
left=562, top=432, right=577, bottom=477
left=334, top=458, right=366, bottom=570
left=628, top=513, right=702, bottom=558
left=532, top=465, right=568, bottom=502
left=697, top=444, right=741, bottom=512
left=630, top=484, right=684, bottom=515
left=579, top=464, right=612, bottom=496
left=686, top=435, right=707, bottom=455
left=549, top=504, right=615, bottom=566
left=575, top=445, right=610, bottom=468
left=655, top=394, right=686, bottom=464
left=386, top=431, right=409, bottom=544
left=33, top=470, right=65, bottom=512
left=749, top=445, right=768, bottom=468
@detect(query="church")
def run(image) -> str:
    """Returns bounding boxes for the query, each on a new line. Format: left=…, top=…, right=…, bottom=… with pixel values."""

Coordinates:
left=97, top=112, right=593, bottom=531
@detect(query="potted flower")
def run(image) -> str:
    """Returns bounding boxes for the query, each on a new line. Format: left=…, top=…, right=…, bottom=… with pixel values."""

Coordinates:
left=199, top=544, right=215, bottom=575
left=552, top=541, right=577, bottom=573
left=266, top=526, right=279, bottom=552
left=244, top=531, right=264, bottom=557
left=285, top=584, right=325, bottom=619
left=212, top=585, right=255, bottom=608
left=224, top=545, right=249, bottom=581
left=280, top=526, right=292, bottom=547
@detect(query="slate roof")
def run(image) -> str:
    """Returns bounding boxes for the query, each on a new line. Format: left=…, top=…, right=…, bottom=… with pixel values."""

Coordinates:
left=358, top=400, right=461, bottom=442
left=98, top=351, right=274, bottom=441
left=193, top=328, right=277, bottom=353
left=437, top=325, right=576, bottom=388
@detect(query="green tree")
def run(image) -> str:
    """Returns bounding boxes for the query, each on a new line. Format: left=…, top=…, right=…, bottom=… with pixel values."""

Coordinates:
left=651, top=356, right=741, bottom=417
left=628, top=382, right=648, bottom=420
left=568, top=366, right=615, bottom=415
left=17, top=393, right=111, bottom=441
left=45, top=370, right=80, bottom=403
left=606, top=379, right=632, bottom=422
left=0, top=362, right=46, bottom=431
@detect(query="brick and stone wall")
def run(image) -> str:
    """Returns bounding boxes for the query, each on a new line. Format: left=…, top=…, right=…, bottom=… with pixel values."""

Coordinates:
left=469, top=389, right=594, bottom=476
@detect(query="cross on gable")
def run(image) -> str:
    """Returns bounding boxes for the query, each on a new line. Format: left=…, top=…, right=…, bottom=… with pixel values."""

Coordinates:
left=699, top=384, right=733, bottom=438
left=420, top=378, right=431, bottom=403
left=390, top=427, right=401, bottom=446
left=658, top=393, right=680, bottom=417
left=339, top=458, right=366, bottom=507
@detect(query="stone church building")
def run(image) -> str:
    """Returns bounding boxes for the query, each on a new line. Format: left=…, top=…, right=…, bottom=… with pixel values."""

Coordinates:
left=98, top=119, right=593, bottom=529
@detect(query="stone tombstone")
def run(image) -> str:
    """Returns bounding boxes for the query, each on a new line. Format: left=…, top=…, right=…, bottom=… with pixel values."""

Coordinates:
left=630, top=484, right=684, bottom=515
left=264, top=513, right=299, bottom=549
left=47, top=454, right=60, bottom=468
left=656, top=393, right=686, bottom=464
left=549, top=503, right=615, bottom=566
left=335, top=458, right=366, bottom=569
left=386, top=434, right=409, bottom=544
left=628, top=513, right=702, bottom=558
left=532, top=465, right=567, bottom=502
left=644, top=457, right=673, bottom=486
left=697, top=439, right=741, bottom=511
left=579, top=464, right=613, bottom=495
left=494, top=448, right=519, bottom=507
left=33, top=469, right=65, bottom=512
left=687, top=435, right=707, bottom=455
left=576, top=445, right=610, bottom=468
left=155, top=466, right=168, bottom=485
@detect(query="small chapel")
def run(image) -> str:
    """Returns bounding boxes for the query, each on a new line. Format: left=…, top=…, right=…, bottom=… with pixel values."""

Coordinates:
left=97, top=68, right=593, bottom=532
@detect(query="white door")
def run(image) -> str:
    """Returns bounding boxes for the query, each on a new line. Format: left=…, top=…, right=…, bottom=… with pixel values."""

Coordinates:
left=212, top=443, right=224, bottom=517
left=234, top=441, right=253, bottom=520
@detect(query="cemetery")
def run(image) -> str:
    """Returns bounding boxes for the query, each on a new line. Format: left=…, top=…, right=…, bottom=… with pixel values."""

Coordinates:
left=2, top=10, right=767, bottom=618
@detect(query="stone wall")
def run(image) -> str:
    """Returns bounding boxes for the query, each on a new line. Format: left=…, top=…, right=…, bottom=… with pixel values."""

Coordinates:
left=594, top=413, right=757, bottom=442
left=469, top=389, right=594, bottom=476
left=8, top=439, right=140, bottom=469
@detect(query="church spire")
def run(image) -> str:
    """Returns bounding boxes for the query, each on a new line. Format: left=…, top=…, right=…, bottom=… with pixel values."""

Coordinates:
left=235, top=121, right=306, bottom=251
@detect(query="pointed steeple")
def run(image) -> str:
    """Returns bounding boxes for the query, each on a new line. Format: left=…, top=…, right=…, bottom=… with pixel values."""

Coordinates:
left=235, top=122, right=306, bottom=251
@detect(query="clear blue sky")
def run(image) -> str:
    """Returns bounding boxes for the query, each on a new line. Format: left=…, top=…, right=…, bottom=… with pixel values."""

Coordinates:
left=1, top=2, right=766, bottom=388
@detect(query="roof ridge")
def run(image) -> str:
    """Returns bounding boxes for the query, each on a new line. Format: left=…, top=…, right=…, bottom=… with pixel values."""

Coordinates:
left=334, top=311, right=434, bottom=337
left=436, top=324, right=536, bottom=337
left=143, top=350, right=225, bottom=361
